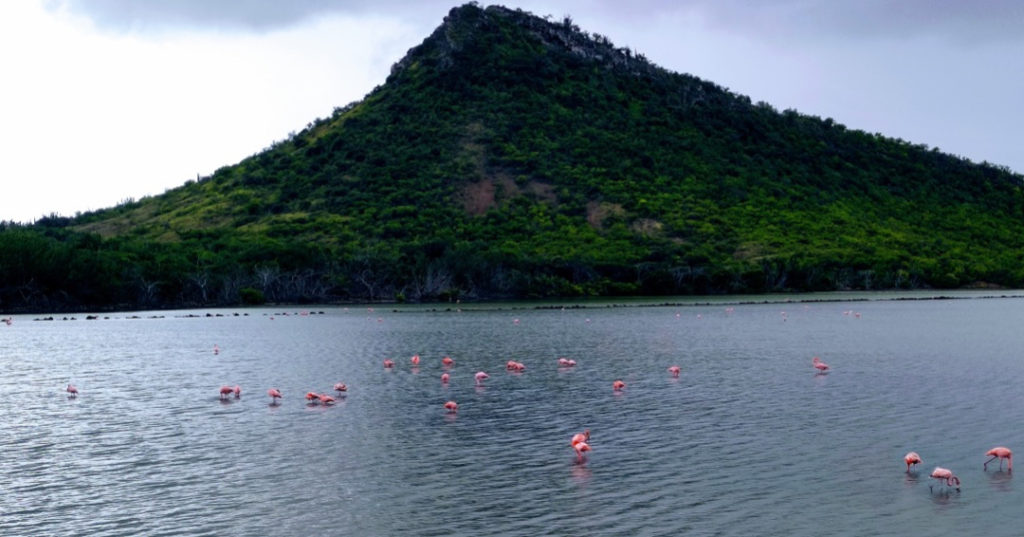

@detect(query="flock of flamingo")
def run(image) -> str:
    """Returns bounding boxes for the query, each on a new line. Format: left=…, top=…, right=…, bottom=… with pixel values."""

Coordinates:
left=62, top=344, right=673, bottom=465
left=52, top=309, right=1014, bottom=481
left=903, top=447, right=1012, bottom=493
left=813, top=355, right=1012, bottom=493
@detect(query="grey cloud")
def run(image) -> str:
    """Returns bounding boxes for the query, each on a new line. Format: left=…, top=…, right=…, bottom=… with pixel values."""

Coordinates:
left=668, top=0, right=1024, bottom=44
left=49, top=0, right=447, bottom=32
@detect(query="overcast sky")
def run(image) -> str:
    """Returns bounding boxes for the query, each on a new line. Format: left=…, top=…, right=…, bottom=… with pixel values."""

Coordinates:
left=1, top=0, right=1021, bottom=223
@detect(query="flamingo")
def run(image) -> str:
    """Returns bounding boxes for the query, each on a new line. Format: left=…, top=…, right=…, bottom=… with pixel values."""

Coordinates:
left=444, top=400, right=458, bottom=413
left=219, top=386, right=234, bottom=400
left=333, top=382, right=348, bottom=395
left=305, top=391, right=320, bottom=404
left=233, top=385, right=241, bottom=399
left=66, top=384, right=78, bottom=397
left=930, top=467, right=961, bottom=491
left=904, top=451, right=922, bottom=471
left=213, top=344, right=220, bottom=355
left=667, top=365, right=681, bottom=378
left=440, top=372, right=450, bottom=384
left=573, top=441, right=591, bottom=463
left=411, top=354, right=420, bottom=366
left=571, top=429, right=590, bottom=447
left=812, top=356, right=829, bottom=373
left=442, top=356, right=454, bottom=367
left=474, top=371, right=489, bottom=386
left=613, top=380, right=625, bottom=391
left=985, top=446, right=1013, bottom=472
left=318, top=394, right=336, bottom=405
left=558, top=358, right=576, bottom=367
left=267, top=388, right=282, bottom=404
left=383, top=359, right=394, bottom=368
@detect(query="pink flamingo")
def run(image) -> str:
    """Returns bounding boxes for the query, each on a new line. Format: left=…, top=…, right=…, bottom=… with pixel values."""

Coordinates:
left=668, top=365, right=681, bottom=378
left=812, top=356, right=829, bottom=373
left=334, top=382, right=348, bottom=395
left=985, top=446, right=1013, bottom=472
left=267, top=388, right=282, bottom=404
left=571, top=429, right=590, bottom=448
left=213, top=344, right=220, bottom=355
left=904, top=451, right=922, bottom=471
left=219, top=386, right=234, bottom=400
left=233, top=385, right=241, bottom=399
left=305, top=391, right=320, bottom=404
left=475, top=371, right=489, bottom=386
left=318, top=393, right=336, bottom=405
left=411, top=354, right=420, bottom=366
left=441, top=356, right=454, bottom=367
left=558, top=358, right=576, bottom=367
left=383, top=359, right=394, bottom=368
left=613, top=380, right=625, bottom=391
left=573, top=441, right=591, bottom=463
left=66, top=384, right=78, bottom=397
left=444, top=400, right=458, bottom=413
left=505, top=361, right=525, bottom=372
left=440, top=372, right=450, bottom=384
left=930, top=467, right=960, bottom=491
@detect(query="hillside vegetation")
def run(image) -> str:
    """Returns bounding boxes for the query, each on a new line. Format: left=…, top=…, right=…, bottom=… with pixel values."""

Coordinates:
left=2, top=3, right=1023, bottom=312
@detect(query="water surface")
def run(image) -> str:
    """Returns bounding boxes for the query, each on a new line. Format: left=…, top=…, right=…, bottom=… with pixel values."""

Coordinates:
left=2, top=296, right=1022, bottom=535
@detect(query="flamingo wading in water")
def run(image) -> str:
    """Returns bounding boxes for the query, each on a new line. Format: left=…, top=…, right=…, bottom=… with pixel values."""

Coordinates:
left=267, top=388, right=282, bottom=404
left=929, top=467, right=961, bottom=492
left=474, top=371, right=489, bottom=386
left=444, top=401, right=458, bottom=413
left=985, top=446, right=1013, bottom=472
left=812, top=356, right=829, bottom=373
left=904, top=451, right=922, bottom=472
left=66, top=384, right=78, bottom=397
left=573, top=441, right=591, bottom=463
left=571, top=429, right=590, bottom=448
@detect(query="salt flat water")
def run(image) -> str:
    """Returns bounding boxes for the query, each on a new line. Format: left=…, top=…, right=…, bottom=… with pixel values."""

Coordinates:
left=2, top=293, right=1024, bottom=536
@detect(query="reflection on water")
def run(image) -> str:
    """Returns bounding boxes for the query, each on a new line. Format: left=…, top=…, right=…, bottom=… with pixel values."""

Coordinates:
left=2, top=296, right=1024, bottom=535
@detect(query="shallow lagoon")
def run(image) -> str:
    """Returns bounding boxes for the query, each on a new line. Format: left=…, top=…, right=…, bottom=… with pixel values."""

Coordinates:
left=2, top=292, right=1023, bottom=535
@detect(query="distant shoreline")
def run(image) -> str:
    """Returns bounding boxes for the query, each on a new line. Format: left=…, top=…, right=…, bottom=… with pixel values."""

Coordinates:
left=8, top=289, right=1024, bottom=318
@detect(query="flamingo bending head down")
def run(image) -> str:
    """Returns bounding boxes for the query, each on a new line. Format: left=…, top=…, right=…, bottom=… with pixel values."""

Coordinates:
left=930, top=467, right=961, bottom=491
left=904, top=451, right=922, bottom=471
left=571, top=429, right=591, bottom=448
left=573, top=441, right=591, bottom=463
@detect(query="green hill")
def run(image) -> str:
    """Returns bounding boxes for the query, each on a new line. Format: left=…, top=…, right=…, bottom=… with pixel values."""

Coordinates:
left=2, top=3, right=1023, bottom=311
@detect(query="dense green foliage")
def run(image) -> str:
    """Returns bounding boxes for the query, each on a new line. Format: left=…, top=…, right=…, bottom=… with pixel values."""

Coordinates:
left=3, top=3, right=1024, bottom=312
